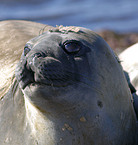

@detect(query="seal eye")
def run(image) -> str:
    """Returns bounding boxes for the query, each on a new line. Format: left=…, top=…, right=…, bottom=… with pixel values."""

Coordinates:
left=63, top=40, right=81, bottom=54
left=24, top=44, right=31, bottom=56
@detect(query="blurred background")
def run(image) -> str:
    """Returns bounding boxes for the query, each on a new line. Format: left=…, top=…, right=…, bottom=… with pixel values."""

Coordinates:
left=0, top=0, right=138, bottom=52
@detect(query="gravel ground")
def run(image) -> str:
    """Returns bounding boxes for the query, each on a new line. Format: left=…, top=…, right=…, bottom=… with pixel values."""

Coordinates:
left=97, top=30, right=138, bottom=54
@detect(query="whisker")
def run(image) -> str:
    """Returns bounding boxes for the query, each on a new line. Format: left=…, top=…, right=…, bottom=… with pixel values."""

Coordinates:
left=39, top=25, right=48, bottom=36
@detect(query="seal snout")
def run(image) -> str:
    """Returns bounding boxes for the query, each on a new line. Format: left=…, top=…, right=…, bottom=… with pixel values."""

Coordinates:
left=29, top=56, right=71, bottom=87
left=37, top=57, right=65, bottom=80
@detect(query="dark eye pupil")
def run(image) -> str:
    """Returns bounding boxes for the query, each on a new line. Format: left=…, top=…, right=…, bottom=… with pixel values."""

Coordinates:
left=64, top=42, right=81, bottom=53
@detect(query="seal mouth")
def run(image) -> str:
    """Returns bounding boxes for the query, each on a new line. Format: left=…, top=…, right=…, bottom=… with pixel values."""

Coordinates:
left=29, top=82, right=69, bottom=88
left=22, top=79, right=71, bottom=90
left=20, top=68, right=93, bottom=90
left=18, top=64, right=76, bottom=90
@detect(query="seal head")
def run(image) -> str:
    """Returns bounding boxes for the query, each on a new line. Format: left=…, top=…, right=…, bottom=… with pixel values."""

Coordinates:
left=14, top=27, right=137, bottom=145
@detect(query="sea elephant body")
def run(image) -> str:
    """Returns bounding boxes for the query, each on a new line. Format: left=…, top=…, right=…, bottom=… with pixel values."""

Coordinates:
left=0, top=21, right=137, bottom=145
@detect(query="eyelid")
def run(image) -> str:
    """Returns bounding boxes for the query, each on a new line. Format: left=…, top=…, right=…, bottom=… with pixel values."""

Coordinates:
left=63, top=40, right=81, bottom=45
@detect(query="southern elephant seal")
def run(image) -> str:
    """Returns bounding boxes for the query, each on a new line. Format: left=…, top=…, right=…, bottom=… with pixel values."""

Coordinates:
left=119, top=43, right=138, bottom=91
left=0, top=21, right=137, bottom=145
left=119, top=43, right=138, bottom=119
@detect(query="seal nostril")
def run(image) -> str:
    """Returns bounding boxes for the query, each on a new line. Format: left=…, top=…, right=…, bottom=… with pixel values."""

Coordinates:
left=24, top=44, right=31, bottom=56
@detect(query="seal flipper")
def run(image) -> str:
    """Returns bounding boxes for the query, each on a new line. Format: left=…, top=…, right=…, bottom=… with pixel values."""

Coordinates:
left=132, top=92, right=138, bottom=119
left=124, top=71, right=136, bottom=94
left=124, top=71, right=138, bottom=119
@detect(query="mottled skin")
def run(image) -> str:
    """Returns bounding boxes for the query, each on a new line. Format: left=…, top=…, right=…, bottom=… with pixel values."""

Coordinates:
left=0, top=21, right=137, bottom=145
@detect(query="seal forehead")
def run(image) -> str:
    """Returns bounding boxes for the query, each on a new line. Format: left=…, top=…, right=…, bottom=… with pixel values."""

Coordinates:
left=27, top=27, right=119, bottom=66
left=49, top=25, right=81, bottom=34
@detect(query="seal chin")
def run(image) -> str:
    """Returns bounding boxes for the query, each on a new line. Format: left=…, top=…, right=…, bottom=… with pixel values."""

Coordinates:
left=22, top=80, right=78, bottom=103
